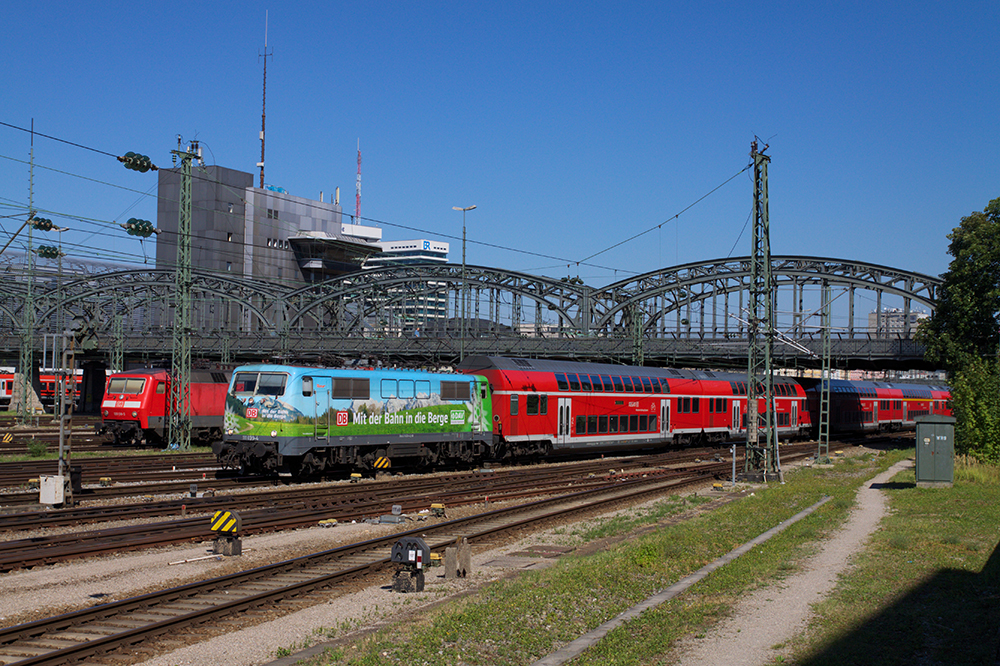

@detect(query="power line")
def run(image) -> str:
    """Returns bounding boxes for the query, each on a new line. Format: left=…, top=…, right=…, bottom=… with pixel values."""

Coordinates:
left=0, top=121, right=755, bottom=280
left=574, top=163, right=752, bottom=265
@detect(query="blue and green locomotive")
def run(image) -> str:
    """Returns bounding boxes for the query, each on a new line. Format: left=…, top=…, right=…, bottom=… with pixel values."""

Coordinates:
left=212, top=364, right=493, bottom=475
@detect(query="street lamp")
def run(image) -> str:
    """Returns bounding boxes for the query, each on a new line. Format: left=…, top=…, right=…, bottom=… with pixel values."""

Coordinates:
left=452, top=205, right=476, bottom=362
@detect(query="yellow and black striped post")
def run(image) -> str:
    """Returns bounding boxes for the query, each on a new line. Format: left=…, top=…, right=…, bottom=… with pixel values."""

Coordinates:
left=210, top=510, right=242, bottom=556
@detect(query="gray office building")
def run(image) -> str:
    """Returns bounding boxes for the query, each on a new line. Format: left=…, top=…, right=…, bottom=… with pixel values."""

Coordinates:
left=156, top=165, right=382, bottom=284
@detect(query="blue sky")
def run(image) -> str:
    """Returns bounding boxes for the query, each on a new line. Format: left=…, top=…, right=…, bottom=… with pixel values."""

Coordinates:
left=1, top=1, right=997, bottom=287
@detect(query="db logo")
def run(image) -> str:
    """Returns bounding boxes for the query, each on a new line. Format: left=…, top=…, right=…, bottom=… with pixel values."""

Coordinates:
left=336, top=411, right=349, bottom=426
left=246, top=407, right=259, bottom=418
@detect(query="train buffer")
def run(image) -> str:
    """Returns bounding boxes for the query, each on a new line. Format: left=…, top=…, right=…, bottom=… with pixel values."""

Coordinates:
left=210, top=509, right=242, bottom=556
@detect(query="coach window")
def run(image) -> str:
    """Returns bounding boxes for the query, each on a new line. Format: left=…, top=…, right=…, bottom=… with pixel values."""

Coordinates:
left=650, top=414, right=657, bottom=430
left=639, top=415, right=648, bottom=431
left=622, top=376, right=634, bottom=392
left=556, top=373, right=569, bottom=390
left=601, top=375, right=613, bottom=391
left=398, top=380, right=415, bottom=399
left=302, top=377, right=313, bottom=397
left=619, top=415, right=628, bottom=433
left=588, top=415, right=598, bottom=434
left=599, top=415, right=608, bottom=433
left=641, top=377, right=653, bottom=393
left=511, top=394, right=519, bottom=415
left=629, top=415, right=639, bottom=432
left=590, top=375, right=603, bottom=392
left=580, top=375, right=592, bottom=391
left=613, top=376, right=624, bottom=392
left=380, top=380, right=398, bottom=399
left=575, top=415, right=585, bottom=434
left=527, top=394, right=542, bottom=415
left=693, top=397, right=700, bottom=412
left=568, top=374, right=580, bottom=391
left=609, top=415, right=618, bottom=432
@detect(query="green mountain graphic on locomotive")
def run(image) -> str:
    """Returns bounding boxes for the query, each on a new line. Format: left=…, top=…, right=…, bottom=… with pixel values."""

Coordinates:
left=225, top=392, right=477, bottom=438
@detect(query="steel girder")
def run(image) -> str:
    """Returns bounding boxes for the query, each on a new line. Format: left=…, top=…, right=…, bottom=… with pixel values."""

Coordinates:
left=0, top=257, right=941, bottom=368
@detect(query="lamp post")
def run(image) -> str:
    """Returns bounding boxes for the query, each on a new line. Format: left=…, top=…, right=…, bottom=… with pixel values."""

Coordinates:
left=452, top=205, right=476, bottom=363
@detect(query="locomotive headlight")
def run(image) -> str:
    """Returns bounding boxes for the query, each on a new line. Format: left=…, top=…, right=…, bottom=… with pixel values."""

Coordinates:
left=271, top=430, right=277, bottom=437
left=103, top=410, right=108, bottom=417
left=132, top=411, right=138, bottom=417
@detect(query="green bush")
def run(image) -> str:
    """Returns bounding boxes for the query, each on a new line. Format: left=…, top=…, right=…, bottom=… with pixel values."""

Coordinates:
left=26, top=439, right=48, bottom=457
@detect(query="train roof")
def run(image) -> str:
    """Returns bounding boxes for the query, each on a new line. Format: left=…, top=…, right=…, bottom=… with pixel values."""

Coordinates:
left=456, top=356, right=805, bottom=384
left=231, top=363, right=479, bottom=381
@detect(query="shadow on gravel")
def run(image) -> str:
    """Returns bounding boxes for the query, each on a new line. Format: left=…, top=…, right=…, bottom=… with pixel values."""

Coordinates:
left=799, top=538, right=1000, bottom=666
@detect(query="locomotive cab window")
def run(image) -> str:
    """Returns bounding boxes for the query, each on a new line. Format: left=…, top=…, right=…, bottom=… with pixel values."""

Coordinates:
left=156, top=381, right=165, bottom=395
left=233, top=371, right=287, bottom=396
left=108, top=377, right=147, bottom=394
left=302, top=377, right=313, bottom=397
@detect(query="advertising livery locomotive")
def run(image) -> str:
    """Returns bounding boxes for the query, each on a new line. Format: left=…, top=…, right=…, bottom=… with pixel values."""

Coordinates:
left=214, top=364, right=492, bottom=475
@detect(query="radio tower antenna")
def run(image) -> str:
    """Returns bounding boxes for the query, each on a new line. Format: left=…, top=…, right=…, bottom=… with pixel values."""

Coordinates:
left=258, top=11, right=273, bottom=189
left=355, top=139, right=362, bottom=223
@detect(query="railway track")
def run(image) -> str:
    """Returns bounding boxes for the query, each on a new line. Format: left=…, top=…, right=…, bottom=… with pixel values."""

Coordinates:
left=0, top=447, right=746, bottom=570
left=0, top=461, right=731, bottom=666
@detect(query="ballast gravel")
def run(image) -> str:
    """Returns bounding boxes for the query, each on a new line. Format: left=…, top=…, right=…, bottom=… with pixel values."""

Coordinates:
left=0, top=452, right=897, bottom=666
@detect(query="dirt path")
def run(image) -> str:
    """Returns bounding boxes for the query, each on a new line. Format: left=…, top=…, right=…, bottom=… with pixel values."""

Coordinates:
left=669, top=459, right=911, bottom=666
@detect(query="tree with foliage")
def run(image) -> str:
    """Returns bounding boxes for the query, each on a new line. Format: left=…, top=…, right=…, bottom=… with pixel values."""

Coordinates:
left=918, top=197, right=1000, bottom=463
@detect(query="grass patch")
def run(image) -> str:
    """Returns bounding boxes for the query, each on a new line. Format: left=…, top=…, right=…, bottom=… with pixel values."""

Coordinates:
left=311, top=450, right=909, bottom=666
left=792, top=458, right=1000, bottom=666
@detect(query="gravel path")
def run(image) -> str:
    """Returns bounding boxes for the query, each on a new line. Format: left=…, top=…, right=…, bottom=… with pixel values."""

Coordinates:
left=668, top=458, right=910, bottom=666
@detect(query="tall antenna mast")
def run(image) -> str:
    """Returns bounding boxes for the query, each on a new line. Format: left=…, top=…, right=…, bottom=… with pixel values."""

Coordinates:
left=355, top=139, right=362, bottom=223
left=258, top=11, right=272, bottom=188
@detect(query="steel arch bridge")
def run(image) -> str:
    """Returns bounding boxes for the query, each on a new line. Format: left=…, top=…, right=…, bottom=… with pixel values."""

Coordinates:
left=0, top=255, right=941, bottom=370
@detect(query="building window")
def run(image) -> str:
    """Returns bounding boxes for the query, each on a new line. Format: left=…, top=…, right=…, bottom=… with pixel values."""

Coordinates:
left=227, top=232, right=233, bottom=242
left=226, top=262, right=232, bottom=272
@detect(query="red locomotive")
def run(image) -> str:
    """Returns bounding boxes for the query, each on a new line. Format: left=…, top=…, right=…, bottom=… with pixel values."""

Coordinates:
left=99, top=368, right=232, bottom=447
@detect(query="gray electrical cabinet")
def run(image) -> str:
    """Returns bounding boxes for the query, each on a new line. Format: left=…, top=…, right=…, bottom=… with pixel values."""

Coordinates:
left=915, top=415, right=955, bottom=488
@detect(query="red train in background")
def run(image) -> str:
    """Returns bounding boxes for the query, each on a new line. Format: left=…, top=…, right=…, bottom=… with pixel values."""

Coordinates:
left=455, top=356, right=951, bottom=458
left=0, top=371, right=82, bottom=409
left=99, top=368, right=232, bottom=447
